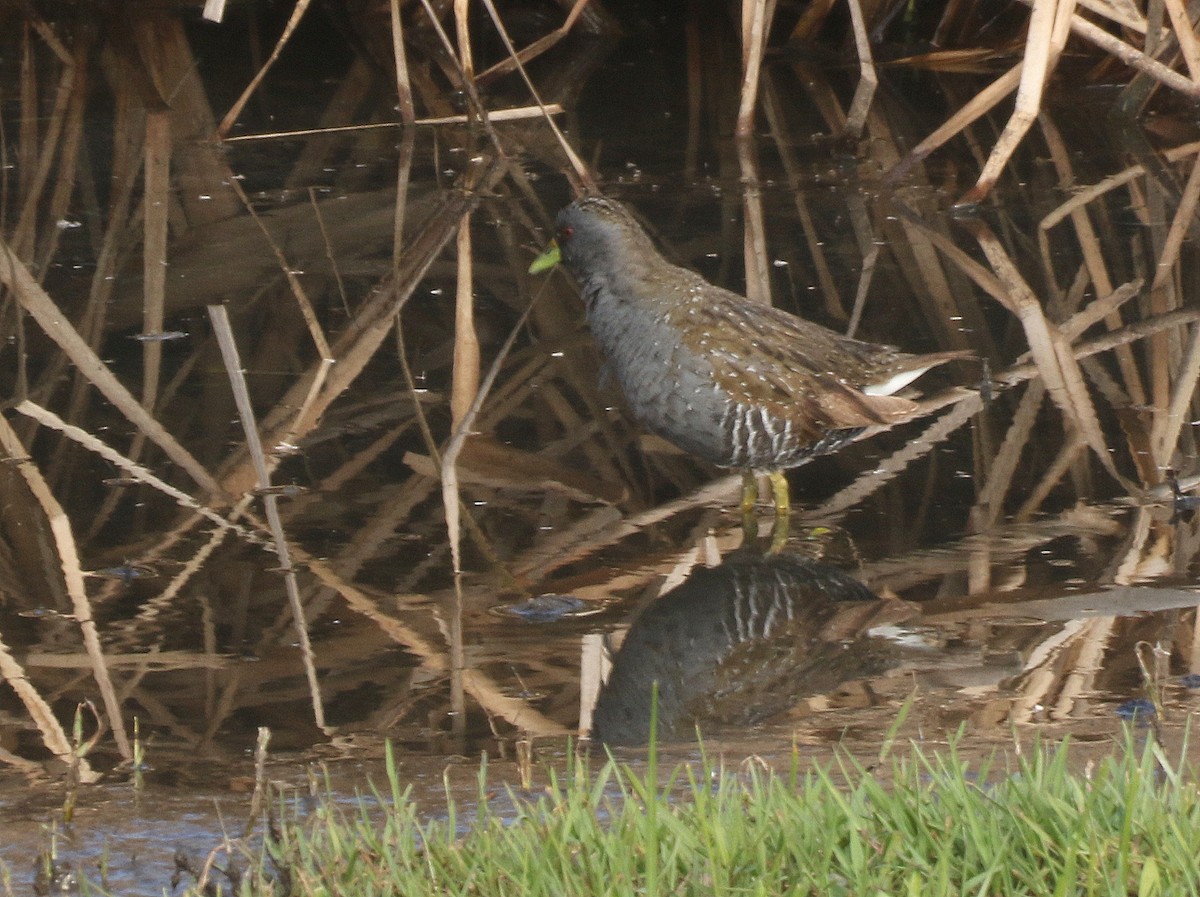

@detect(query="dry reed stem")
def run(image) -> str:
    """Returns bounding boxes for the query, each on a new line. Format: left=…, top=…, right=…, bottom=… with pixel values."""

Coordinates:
left=406, top=439, right=624, bottom=503
left=451, top=214, right=480, bottom=427
left=578, top=633, right=609, bottom=736
left=391, top=310, right=512, bottom=588
left=960, top=0, right=1076, bottom=204
left=202, top=0, right=227, bottom=23
left=736, top=0, right=773, bottom=137
left=822, top=305, right=1199, bottom=525
left=292, top=554, right=568, bottom=735
left=24, top=9, right=71, bottom=64
left=117, top=506, right=244, bottom=642
left=1036, top=114, right=1107, bottom=306
left=1059, top=281, right=1142, bottom=340
left=24, top=650, right=230, bottom=671
left=1039, top=140, right=1200, bottom=229
left=14, top=400, right=260, bottom=544
left=0, top=630, right=98, bottom=782
left=1149, top=152, right=1200, bottom=294
left=511, top=475, right=744, bottom=579
left=16, top=27, right=36, bottom=207
left=1015, top=431, right=1087, bottom=521
left=1163, top=0, right=1200, bottom=81
left=0, top=237, right=220, bottom=494
left=13, top=53, right=76, bottom=259
left=1020, top=0, right=1200, bottom=96
left=475, top=0, right=596, bottom=84
left=394, top=128, right=417, bottom=281
left=1079, top=0, right=1150, bottom=33
left=217, top=0, right=314, bottom=138
left=221, top=105, right=566, bottom=143
left=218, top=180, right=491, bottom=498
left=1148, top=154, right=1200, bottom=462
left=390, top=0, right=415, bottom=125
left=208, top=304, right=326, bottom=732
left=966, top=218, right=1127, bottom=486
left=444, top=212, right=476, bottom=576
left=307, top=186, right=350, bottom=314
left=535, top=380, right=631, bottom=491
left=813, top=397, right=982, bottom=522
left=442, top=283, right=539, bottom=576
left=296, top=478, right=436, bottom=596
left=141, top=110, right=170, bottom=410
left=759, top=76, right=847, bottom=319
left=0, top=415, right=130, bottom=760
left=863, top=504, right=1122, bottom=591
left=455, top=0, right=474, bottom=78
left=843, top=199, right=878, bottom=339
left=224, top=173, right=333, bottom=359
left=82, top=350, right=205, bottom=546
left=894, top=206, right=1139, bottom=488
left=842, top=0, right=878, bottom=137
left=974, top=381, right=1046, bottom=530
left=888, top=216, right=981, bottom=354
left=34, top=34, right=87, bottom=276
left=1156, top=322, right=1200, bottom=464
left=446, top=581, right=467, bottom=738
left=736, top=138, right=770, bottom=305
left=885, top=65, right=1023, bottom=185
left=54, top=106, right=144, bottom=454
left=1038, top=115, right=1147, bottom=406
left=478, top=0, right=595, bottom=191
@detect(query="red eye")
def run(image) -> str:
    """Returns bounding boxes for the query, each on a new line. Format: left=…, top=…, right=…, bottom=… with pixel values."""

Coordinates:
left=557, top=225, right=575, bottom=243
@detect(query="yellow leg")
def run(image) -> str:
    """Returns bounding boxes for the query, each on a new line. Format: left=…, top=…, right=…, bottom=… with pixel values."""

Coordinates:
left=740, top=471, right=759, bottom=545
left=768, top=470, right=791, bottom=554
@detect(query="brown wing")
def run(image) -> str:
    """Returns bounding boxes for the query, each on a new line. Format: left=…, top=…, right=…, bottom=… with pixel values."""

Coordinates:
left=670, top=280, right=918, bottom=436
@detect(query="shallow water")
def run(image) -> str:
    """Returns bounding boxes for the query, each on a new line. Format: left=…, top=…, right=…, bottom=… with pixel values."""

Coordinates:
left=2, top=4, right=1200, bottom=894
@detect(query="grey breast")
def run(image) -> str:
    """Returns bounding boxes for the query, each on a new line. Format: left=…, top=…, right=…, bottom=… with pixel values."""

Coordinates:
left=583, top=281, right=735, bottom=467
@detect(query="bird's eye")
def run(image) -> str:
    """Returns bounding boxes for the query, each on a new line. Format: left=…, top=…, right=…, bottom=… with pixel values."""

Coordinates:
left=557, top=225, right=575, bottom=243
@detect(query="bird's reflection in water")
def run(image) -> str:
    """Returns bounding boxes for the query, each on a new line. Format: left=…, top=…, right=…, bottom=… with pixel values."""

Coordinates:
left=591, top=552, right=914, bottom=746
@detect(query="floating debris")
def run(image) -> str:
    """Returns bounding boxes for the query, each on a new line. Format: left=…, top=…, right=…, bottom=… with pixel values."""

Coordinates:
left=130, top=330, right=188, bottom=342
left=83, top=564, right=158, bottom=582
left=252, top=483, right=310, bottom=497
left=1168, top=469, right=1200, bottom=523
left=17, top=607, right=76, bottom=621
left=1114, top=698, right=1156, bottom=723
left=493, top=594, right=601, bottom=622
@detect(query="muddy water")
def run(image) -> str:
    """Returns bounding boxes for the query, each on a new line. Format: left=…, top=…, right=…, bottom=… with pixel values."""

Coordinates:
left=2, top=5, right=1200, bottom=895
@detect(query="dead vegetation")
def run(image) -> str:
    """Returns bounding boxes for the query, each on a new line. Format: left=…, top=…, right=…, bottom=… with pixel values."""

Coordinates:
left=0, top=0, right=1199, bottom=781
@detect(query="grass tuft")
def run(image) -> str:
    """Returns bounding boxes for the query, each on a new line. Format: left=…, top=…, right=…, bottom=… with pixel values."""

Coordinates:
left=201, top=730, right=1200, bottom=897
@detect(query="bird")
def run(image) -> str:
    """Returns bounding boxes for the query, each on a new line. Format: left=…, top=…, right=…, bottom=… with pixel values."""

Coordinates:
left=529, top=195, right=970, bottom=552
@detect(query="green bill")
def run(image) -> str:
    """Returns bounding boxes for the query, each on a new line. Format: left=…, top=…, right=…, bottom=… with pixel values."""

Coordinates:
left=528, top=241, right=562, bottom=274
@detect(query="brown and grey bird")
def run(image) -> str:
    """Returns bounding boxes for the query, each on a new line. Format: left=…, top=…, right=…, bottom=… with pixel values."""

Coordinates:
left=529, top=196, right=969, bottom=551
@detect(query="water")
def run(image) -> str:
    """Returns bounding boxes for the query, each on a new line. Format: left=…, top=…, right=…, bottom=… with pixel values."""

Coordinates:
left=2, top=5, right=1200, bottom=894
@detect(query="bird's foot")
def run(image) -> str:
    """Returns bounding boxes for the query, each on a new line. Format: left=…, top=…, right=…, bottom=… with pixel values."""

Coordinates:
left=767, top=470, right=791, bottom=554
left=740, top=471, right=761, bottom=546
